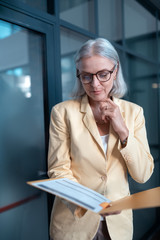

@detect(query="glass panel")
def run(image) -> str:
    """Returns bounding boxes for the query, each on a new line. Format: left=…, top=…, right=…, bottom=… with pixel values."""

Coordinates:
left=127, top=55, right=158, bottom=146
left=127, top=54, right=160, bottom=239
left=16, top=0, right=53, bottom=14
left=158, top=17, right=160, bottom=62
left=0, top=194, right=48, bottom=240
left=124, top=0, right=157, bottom=59
left=60, top=0, right=95, bottom=32
left=98, top=0, right=123, bottom=43
left=60, top=28, right=89, bottom=100
left=129, top=160, right=159, bottom=239
left=0, top=19, right=48, bottom=239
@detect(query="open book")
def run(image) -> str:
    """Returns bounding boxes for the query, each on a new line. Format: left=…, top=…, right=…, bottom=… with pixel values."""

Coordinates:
left=27, top=178, right=160, bottom=214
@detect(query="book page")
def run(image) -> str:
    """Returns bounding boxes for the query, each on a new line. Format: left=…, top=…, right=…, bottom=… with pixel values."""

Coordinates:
left=28, top=178, right=111, bottom=213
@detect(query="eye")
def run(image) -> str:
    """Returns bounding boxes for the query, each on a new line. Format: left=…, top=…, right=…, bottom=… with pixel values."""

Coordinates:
left=82, top=74, right=91, bottom=81
left=98, top=71, right=109, bottom=79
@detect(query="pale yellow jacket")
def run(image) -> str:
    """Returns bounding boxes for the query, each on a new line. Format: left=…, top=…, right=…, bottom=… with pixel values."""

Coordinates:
left=48, top=95, right=154, bottom=240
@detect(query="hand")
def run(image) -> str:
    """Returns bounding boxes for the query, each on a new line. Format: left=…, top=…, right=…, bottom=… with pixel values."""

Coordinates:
left=101, top=210, right=121, bottom=217
left=99, top=99, right=129, bottom=141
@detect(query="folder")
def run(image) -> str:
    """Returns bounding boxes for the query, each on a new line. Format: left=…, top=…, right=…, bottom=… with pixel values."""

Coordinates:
left=27, top=178, right=160, bottom=214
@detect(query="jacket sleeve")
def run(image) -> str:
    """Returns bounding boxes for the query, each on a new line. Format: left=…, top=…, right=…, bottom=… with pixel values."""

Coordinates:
left=48, top=106, right=77, bottom=181
left=118, top=106, right=154, bottom=183
left=47, top=106, right=86, bottom=217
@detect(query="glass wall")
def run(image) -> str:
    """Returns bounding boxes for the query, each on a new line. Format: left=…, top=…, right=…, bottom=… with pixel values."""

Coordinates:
left=127, top=56, right=158, bottom=145
left=124, top=0, right=157, bottom=59
left=0, top=19, right=48, bottom=240
left=158, top=16, right=160, bottom=61
left=20, top=0, right=47, bottom=11
left=126, top=54, right=159, bottom=239
left=60, top=0, right=95, bottom=32
left=60, top=28, right=89, bottom=100
left=14, top=0, right=53, bottom=13
left=98, top=0, right=123, bottom=43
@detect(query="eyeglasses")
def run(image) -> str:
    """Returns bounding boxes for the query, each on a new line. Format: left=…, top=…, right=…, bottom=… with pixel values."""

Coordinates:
left=77, top=65, right=117, bottom=84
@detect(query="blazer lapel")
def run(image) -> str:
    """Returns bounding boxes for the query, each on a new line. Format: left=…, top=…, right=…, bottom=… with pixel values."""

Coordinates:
left=107, top=124, right=118, bottom=160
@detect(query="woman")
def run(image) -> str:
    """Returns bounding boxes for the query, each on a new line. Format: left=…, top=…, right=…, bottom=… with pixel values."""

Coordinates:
left=48, top=38, right=154, bottom=240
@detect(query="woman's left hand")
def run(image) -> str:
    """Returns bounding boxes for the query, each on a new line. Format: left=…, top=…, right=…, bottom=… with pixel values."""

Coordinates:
left=99, top=98, right=129, bottom=142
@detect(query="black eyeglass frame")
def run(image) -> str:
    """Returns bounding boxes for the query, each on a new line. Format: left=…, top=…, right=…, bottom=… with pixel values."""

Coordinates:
left=76, top=64, right=117, bottom=84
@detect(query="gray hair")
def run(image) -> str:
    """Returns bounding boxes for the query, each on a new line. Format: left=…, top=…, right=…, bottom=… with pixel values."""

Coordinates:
left=72, top=38, right=127, bottom=98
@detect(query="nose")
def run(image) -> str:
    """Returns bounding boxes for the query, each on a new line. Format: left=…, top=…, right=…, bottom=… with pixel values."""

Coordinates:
left=90, top=74, right=100, bottom=87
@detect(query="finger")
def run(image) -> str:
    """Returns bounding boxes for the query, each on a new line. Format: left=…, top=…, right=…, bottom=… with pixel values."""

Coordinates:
left=101, top=108, right=114, bottom=119
left=105, top=98, right=117, bottom=108
left=101, top=106, right=108, bottom=112
left=100, top=100, right=115, bottom=111
left=105, top=98, right=115, bottom=105
left=101, top=210, right=121, bottom=217
left=99, top=102, right=108, bottom=111
left=99, top=99, right=113, bottom=109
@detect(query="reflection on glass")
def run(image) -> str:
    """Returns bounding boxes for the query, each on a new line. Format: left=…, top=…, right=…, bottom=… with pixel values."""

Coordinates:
left=0, top=21, right=21, bottom=39
left=98, top=0, right=123, bottom=43
left=124, top=0, right=157, bottom=58
left=60, top=0, right=95, bottom=32
left=0, top=19, right=47, bottom=239
left=60, top=28, right=89, bottom=100
left=3, top=67, right=31, bottom=98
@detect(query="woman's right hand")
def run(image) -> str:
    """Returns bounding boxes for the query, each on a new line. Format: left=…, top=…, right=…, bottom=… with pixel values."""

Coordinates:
left=101, top=210, right=121, bottom=217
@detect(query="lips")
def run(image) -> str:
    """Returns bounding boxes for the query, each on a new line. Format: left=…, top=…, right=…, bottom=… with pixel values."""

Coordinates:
left=92, top=90, right=102, bottom=95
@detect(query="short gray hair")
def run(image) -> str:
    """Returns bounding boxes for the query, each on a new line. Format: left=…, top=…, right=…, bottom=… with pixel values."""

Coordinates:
left=72, top=38, right=127, bottom=98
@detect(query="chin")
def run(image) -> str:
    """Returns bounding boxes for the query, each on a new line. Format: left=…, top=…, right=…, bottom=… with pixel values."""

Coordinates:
left=93, top=93, right=108, bottom=100
left=90, top=96, right=106, bottom=102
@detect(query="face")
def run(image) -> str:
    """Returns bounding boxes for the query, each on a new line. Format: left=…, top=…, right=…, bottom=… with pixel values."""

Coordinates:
left=78, top=55, right=117, bottom=104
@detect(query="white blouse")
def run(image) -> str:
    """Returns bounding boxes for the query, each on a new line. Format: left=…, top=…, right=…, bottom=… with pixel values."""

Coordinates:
left=100, top=134, right=109, bottom=221
left=100, top=134, right=109, bottom=154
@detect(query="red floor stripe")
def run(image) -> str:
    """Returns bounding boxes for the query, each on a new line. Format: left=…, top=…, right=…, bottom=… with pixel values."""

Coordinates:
left=0, top=193, right=40, bottom=213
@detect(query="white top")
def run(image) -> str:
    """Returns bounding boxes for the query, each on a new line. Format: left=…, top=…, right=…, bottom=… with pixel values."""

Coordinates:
left=100, top=134, right=109, bottom=154
left=100, top=134, right=109, bottom=221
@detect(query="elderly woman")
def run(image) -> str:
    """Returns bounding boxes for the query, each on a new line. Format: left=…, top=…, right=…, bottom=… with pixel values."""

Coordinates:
left=48, top=38, right=154, bottom=240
